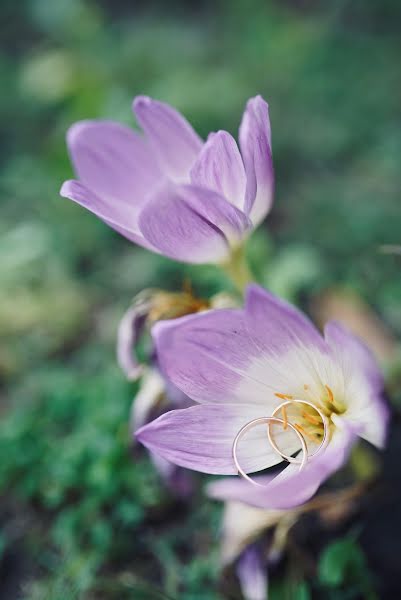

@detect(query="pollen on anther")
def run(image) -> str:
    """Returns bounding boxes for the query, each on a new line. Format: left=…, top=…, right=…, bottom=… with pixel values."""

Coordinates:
left=275, top=392, right=293, bottom=401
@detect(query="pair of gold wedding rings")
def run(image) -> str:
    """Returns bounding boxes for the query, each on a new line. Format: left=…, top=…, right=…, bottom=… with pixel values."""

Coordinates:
left=232, top=399, right=329, bottom=487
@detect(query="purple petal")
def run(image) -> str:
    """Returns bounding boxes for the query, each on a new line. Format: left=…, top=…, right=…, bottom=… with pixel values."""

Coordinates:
left=60, top=180, right=155, bottom=249
left=66, top=120, right=161, bottom=210
left=207, top=474, right=274, bottom=503
left=136, top=403, right=300, bottom=475
left=190, top=130, right=246, bottom=210
left=153, top=308, right=272, bottom=404
left=235, top=284, right=333, bottom=400
left=138, top=183, right=250, bottom=264
left=236, top=546, right=268, bottom=600
left=208, top=424, right=356, bottom=509
left=325, top=321, right=384, bottom=390
left=153, top=285, right=342, bottom=411
left=117, top=301, right=150, bottom=381
left=245, top=284, right=329, bottom=357
left=133, top=96, right=203, bottom=181
left=243, top=286, right=386, bottom=433
left=239, top=95, right=274, bottom=225
left=162, top=376, right=194, bottom=410
left=325, top=321, right=389, bottom=448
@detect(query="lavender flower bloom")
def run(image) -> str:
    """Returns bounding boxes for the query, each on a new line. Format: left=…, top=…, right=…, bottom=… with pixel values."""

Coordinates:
left=136, top=284, right=389, bottom=509
left=60, top=95, right=273, bottom=264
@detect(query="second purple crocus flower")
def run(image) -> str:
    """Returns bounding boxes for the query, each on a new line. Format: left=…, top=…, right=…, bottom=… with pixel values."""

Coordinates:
left=60, top=95, right=273, bottom=265
left=136, top=284, right=389, bottom=510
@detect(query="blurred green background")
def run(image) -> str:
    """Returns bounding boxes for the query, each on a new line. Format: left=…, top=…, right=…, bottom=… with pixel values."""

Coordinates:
left=1, top=1, right=400, bottom=598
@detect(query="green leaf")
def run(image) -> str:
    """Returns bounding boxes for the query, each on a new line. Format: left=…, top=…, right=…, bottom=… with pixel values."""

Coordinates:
left=318, top=538, right=365, bottom=587
left=294, top=581, right=312, bottom=600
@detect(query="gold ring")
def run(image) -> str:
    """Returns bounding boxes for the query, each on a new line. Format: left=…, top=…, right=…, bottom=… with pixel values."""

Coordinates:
left=232, top=416, right=308, bottom=487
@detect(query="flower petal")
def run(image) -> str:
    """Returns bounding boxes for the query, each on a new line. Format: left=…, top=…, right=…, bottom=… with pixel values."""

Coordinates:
left=67, top=120, right=161, bottom=209
left=207, top=474, right=274, bottom=503
left=60, top=180, right=155, bottom=249
left=138, top=183, right=250, bottom=264
left=190, top=130, right=246, bottom=210
left=131, top=368, right=165, bottom=430
left=136, top=403, right=300, bottom=475
left=231, top=284, right=335, bottom=399
left=133, top=96, right=203, bottom=181
left=153, top=308, right=273, bottom=404
left=239, top=95, right=274, bottom=226
left=245, top=284, right=328, bottom=357
left=153, top=285, right=346, bottom=414
left=325, top=321, right=389, bottom=448
left=215, top=498, right=283, bottom=564
left=117, top=301, right=150, bottom=381
left=325, top=321, right=384, bottom=390
left=208, top=424, right=356, bottom=509
left=236, top=546, right=268, bottom=600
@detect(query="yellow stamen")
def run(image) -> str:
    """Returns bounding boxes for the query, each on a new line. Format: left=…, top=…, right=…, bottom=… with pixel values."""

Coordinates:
left=281, top=406, right=288, bottom=430
left=274, top=392, right=293, bottom=401
left=295, top=423, right=317, bottom=443
left=301, top=411, right=321, bottom=426
left=325, top=385, right=334, bottom=404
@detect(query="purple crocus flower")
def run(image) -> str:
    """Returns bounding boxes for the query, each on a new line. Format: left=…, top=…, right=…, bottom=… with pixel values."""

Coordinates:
left=136, top=284, right=388, bottom=509
left=60, top=95, right=273, bottom=264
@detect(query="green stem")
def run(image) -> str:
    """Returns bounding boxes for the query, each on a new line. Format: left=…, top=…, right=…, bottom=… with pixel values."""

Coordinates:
left=221, top=245, right=254, bottom=294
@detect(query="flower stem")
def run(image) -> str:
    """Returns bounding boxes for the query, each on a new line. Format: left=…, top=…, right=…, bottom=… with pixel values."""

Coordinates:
left=221, top=246, right=254, bottom=294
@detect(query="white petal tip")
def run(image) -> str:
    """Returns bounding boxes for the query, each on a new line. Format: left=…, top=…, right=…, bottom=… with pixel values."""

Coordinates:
left=133, top=95, right=153, bottom=112
left=59, top=179, right=76, bottom=198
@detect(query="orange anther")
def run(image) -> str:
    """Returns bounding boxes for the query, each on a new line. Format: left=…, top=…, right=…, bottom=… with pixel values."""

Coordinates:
left=274, top=392, right=293, bottom=401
